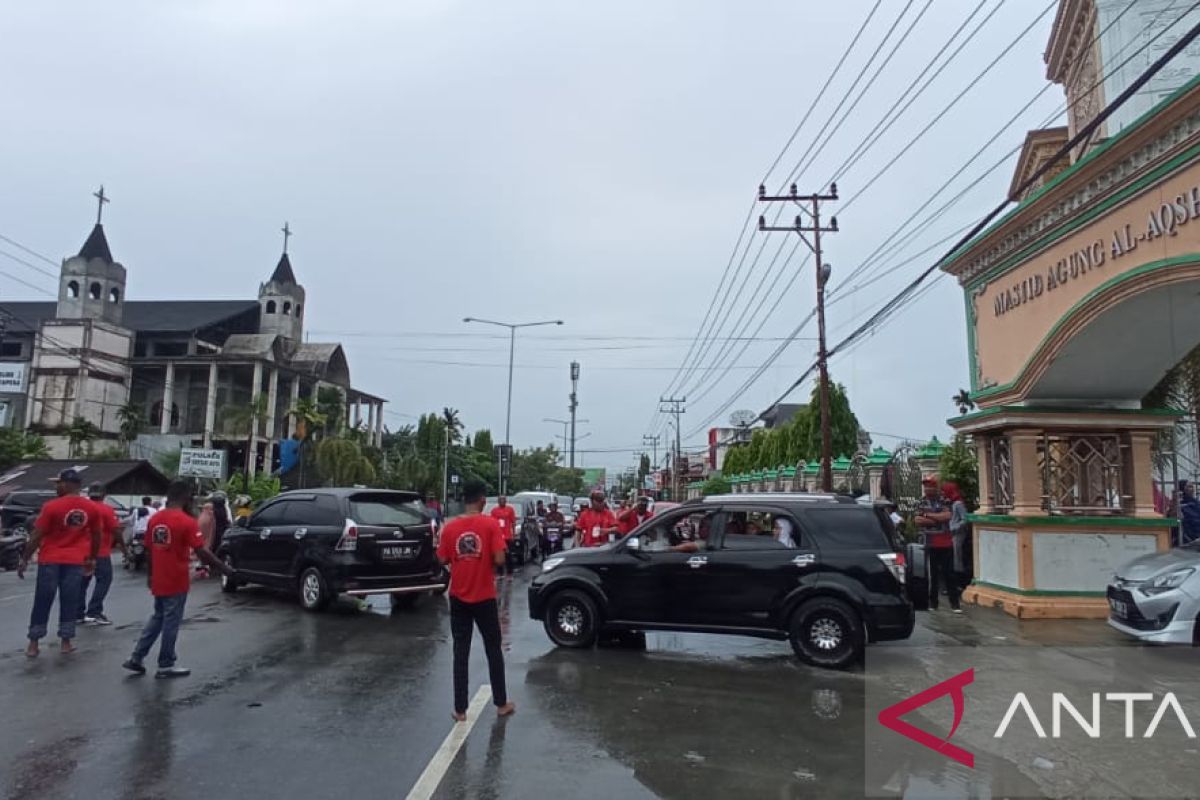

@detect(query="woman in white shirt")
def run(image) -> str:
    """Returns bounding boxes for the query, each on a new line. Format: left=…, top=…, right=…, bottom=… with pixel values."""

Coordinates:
left=773, top=517, right=796, bottom=548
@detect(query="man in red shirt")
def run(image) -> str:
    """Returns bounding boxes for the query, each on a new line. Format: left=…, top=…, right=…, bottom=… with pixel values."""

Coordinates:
left=437, top=480, right=515, bottom=721
left=575, top=490, right=619, bottom=547
left=77, top=482, right=126, bottom=626
left=617, top=496, right=654, bottom=535
left=18, top=468, right=101, bottom=657
left=490, top=496, right=517, bottom=541
left=123, top=480, right=230, bottom=678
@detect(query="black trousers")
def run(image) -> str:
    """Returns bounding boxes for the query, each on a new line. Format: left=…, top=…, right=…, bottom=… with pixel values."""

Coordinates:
left=927, top=547, right=960, bottom=609
left=450, top=597, right=507, bottom=714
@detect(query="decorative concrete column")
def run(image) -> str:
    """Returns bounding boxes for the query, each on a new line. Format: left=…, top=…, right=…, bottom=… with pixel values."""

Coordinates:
left=160, top=361, right=175, bottom=435
left=248, top=362, right=264, bottom=477
left=289, top=376, right=300, bottom=437
left=975, top=436, right=994, bottom=512
left=203, top=363, right=218, bottom=448
left=374, top=402, right=383, bottom=447
left=265, top=367, right=279, bottom=444
left=1008, top=429, right=1044, bottom=516
left=1127, top=431, right=1159, bottom=517
left=366, top=402, right=376, bottom=442
left=354, top=400, right=362, bottom=429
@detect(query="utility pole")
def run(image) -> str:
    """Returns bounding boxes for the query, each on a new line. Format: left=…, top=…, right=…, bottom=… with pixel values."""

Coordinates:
left=642, top=434, right=660, bottom=470
left=546, top=417, right=587, bottom=465
left=442, top=424, right=450, bottom=510
left=759, top=182, right=839, bottom=493
left=659, top=397, right=686, bottom=500
left=569, top=361, right=580, bottom=470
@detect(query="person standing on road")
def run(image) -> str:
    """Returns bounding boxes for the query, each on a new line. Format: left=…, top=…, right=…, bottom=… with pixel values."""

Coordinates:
left=18, top=469, right=101, bottom=657
left=123, top=480, right=231, bottom=679
left=617, top=496, right=654, bottom=535
left=1177, top=481, right=1200, bottom=545
left=943, top=481, right=972, bottom=589
left=575, top=491, right=619, bottom=547
left=437, top=480, right=516, bottom=722
left=916, top=477, right=960, bottom=612
left=78, top=482, right=125, bottom=626
left=490, top=496, right=517, bottom=544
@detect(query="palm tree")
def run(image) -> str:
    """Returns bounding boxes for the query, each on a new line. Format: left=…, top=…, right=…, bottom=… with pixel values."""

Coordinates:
left=316, top=386, right=345, bottom=436
left=66, top=416, right=100, bottom=458
left=316, top=437, right=377, bottom=486
left=223, top=394, right=270, bottom=478
left=288, top=397, right=328, bottom=442
left=952, top=389, right=975, bottom=416
left=442, top=407, right=464, bottom=444
left=117, top=401, right=146, bottom=456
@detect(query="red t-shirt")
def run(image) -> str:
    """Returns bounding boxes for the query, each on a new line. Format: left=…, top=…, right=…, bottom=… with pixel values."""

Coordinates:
left=148, top=508, right=205, bottom=597
left=36, top=494, right=102, bottom=565
left=437, top=513, right=506, bottom=603
left=90, top=499, right=122, bottom=558
left=576, top=507, right=618, bottom=547
left=617, top=509, right=654, bottom=535
left=490, top=505, right=517, bottom=541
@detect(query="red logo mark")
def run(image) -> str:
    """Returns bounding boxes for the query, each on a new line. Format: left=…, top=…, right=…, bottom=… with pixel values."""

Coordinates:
left=877, top=668, right=975, bottom=768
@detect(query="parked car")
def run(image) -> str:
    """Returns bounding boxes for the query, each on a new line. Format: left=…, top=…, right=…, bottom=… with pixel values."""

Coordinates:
left=1107, top=542, right=1200, bottom=643
left=0, top=490, right=56, bottom=536
left=218, top=488, right=448, bottom=612
left=528, top=493, right=914, bottom=669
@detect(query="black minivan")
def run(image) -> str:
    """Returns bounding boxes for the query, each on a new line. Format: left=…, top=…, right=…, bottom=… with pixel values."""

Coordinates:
left=219, top=488, right=448, bottom=611
left=528, top=494, right=913, bottom=669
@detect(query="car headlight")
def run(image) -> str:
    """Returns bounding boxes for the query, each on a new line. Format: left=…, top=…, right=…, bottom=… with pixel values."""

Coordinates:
left=542, top=557, right=565, bottom=573
left=1143, top=568, right=1195, bottom=595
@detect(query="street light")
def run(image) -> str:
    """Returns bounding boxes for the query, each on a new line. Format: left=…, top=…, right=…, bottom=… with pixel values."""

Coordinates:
left=464, top=316, right=564, bottom=493
left=544, top=417, right=588, bottom=465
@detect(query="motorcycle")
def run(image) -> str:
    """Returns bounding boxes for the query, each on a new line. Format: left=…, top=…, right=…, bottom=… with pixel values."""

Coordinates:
left=125, top=529, right=147, bottom=571
left=0, top=525, right=28, bottom=571
left=541, top=522, right=565, bottom=558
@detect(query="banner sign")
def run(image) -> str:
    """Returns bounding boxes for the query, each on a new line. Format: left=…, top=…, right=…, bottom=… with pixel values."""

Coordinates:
left=179, top=448, right=227, bottom=480
left=0, top=363, right=27, bottom=394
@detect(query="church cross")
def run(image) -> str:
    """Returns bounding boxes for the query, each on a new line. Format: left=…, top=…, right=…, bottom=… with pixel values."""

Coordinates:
left=281, top=221, right=292, bottom=254
left=93, top=185, right=110, bottom=224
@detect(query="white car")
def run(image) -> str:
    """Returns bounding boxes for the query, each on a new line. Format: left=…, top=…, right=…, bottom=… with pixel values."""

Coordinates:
left=1107, top=543, right=1200, bottom=643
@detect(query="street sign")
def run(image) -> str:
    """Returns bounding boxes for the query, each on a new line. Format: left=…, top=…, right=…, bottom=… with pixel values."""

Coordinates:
left=178, top=448, right=227, bottom=480
left=450, top=474, right=460, bottom=484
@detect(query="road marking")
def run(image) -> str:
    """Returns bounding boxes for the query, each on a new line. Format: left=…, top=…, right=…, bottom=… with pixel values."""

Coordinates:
left=0, top=593, right=31, bottom=603
left=405, top=685, right=491, bottom=800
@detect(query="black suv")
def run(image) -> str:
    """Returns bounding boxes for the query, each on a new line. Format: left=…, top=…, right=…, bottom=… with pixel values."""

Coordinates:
left=1, top=490, right=56, bottom=535
left=219, top=488, right=448, bottom=611
left=528, top=494, right=913, bottom=669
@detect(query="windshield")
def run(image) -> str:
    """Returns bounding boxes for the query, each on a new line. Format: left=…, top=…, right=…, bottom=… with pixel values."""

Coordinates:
left=349, top=494, right=427, bottom=527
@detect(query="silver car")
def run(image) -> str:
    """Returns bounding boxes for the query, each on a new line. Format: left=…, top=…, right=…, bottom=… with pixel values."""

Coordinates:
left=1107, top=543, right=1200, bottom=643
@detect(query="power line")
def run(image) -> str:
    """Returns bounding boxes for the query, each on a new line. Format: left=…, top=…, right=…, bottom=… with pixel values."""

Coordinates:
left=0, top=233, right=59, bottom=268
left=0, top=247, right=61, bottom=281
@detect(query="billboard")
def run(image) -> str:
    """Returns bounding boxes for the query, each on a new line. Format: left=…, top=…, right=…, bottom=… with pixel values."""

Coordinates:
left=0, top=363, right=27, bottom=394
left=178, top=448, right=227, bottom=480
left=582, top=467, right=606, bottom=488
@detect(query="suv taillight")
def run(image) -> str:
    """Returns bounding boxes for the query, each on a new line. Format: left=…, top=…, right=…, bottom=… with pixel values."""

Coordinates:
left=336, top=520, right=358, bottom=552
left=877, top=552, right=905, bottom=585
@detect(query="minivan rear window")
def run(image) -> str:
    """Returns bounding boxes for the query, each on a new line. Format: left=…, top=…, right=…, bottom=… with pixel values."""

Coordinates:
left=803, top=507, right=893, bottom=550
left=349, top=494, right=427, bottom=527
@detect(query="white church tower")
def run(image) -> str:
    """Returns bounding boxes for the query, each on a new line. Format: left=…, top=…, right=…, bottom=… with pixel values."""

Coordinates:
left=258, top=222, right=306, bottom=344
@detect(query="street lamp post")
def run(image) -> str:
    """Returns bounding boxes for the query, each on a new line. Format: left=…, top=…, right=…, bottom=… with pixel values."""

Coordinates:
left=464, top=316, right=564, bottom=494
left=544, top=417, right=588, bottom=465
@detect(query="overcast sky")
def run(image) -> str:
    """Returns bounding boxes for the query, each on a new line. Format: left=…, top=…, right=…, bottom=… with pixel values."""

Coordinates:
left=0, top=1, right=1068, bottom=472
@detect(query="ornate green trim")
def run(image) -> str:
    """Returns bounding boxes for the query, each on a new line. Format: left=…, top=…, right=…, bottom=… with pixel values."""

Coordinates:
left=971, top=580, right=1107, bottom=598
left=969, top=513, right=1175, bottom=528
left=948, top=405, right=1185, bottom=425
left=970, top=255, right=1200, bottom=401
left=947, top=71, right=1200, bottom=274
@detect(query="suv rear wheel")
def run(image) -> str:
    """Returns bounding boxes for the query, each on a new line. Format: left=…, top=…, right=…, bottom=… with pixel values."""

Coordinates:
left=298, top=566, right=333, bottom=612
left=544, top=589, right=598, bottom=648
left=789, top=597, right=863, bottom=669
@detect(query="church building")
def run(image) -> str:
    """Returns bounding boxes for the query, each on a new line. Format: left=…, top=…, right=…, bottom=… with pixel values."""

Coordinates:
left=0, top=198, right=386, bottom=477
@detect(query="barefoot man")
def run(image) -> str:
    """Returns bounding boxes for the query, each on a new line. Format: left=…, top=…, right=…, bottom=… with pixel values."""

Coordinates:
left=437, top=479, right=515, bottom=721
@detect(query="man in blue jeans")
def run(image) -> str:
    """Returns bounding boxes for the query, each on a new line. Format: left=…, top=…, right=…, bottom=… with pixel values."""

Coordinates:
left=18, top=468, right=101, bottom=657
left=123, top=480, right=231, bottom=678
left=77, top=482, right=126, bottom=625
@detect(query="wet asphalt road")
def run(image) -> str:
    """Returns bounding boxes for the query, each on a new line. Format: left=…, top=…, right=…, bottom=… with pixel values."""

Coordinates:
left=0, top=563, right=1194, bottom=800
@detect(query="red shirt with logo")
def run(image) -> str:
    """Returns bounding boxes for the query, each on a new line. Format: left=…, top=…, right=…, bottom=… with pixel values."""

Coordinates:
left=148, top=508, right=205, bottom=597
left=437, top=513, right=505, bottom=603
left=490, top=505, right=517, bottom=541
left=90, top=499, right=122, bottom=558
left=35, top=494, right=101, bottom=565
left=576, top=507, right=618, bottom=547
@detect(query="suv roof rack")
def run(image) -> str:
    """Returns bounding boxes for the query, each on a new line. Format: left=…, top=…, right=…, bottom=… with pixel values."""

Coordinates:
left=683, top=493, right=856, bottom=505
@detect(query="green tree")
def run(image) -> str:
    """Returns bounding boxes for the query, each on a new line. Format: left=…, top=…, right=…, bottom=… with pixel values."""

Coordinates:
left=547, top=467, right=584, bottom=496
left=117, top=402, right=146, bottom=456
left=473, top=429, right=494, bottom=454
left=317, top=386, right=345, bottom=436
left=798, top=380, right=861, bottom=459
left=939, top=433, right=979, bottom=510
left=509, top=446, right=559, bottom=493
left=316, top=437, right=378, bottom=486
left=700, top=476, right=731, bottom=496
left=155, top=448, right=181, bottom=478
left=747, top=429, right=768, bottom=469
left=67, top=416, right=100, bottom=458
left=224, top=471, right=281, bottom=503
left=762, top=427, right=786, bottom=468
left=0, top=428, right=49, bottom=471
left=638, top=453, right=651, bottom=485
left=442, top=407, right=464, bottom=444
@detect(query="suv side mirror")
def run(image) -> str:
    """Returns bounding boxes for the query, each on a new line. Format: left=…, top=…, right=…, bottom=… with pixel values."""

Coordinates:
left=235, top=516, right=249, bottom=528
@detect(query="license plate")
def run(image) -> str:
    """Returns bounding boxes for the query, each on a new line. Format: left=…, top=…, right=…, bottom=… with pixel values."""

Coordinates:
left=1109, top=598, right=1128, bottom=617
left=382, top=545, right=415, bottom=560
